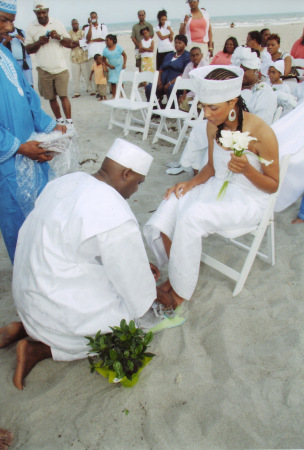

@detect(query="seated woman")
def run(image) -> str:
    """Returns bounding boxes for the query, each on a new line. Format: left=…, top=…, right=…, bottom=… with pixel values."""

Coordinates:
left=145, top=34, right=190, bottom=104
left=144, top=66, right=279, bottom=307
left=210, top=37, right=238, bottom=65
left=267, top=33, right=292, bottom=76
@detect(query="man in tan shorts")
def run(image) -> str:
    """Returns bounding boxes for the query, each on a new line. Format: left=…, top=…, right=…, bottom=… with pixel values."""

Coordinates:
left=25, top=1, right=74, bottom=127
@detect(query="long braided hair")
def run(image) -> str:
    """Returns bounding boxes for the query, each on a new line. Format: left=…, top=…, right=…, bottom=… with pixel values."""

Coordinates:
left=204, top=68, right=249, bottom=143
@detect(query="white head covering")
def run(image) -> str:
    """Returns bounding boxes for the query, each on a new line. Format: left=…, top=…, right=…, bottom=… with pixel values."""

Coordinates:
left=189, top=65, right=244, bottom=103
left=231, top=46, right=261, bottom=70
left=106, top=138, right=153, bottom=176
left=269, top=59, right=285, bottom=75
left=33, top=1, right=49, bottom=10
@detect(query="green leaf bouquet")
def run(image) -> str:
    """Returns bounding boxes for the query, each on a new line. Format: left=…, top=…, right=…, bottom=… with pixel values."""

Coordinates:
left=86, top=319, right=155, bottom=387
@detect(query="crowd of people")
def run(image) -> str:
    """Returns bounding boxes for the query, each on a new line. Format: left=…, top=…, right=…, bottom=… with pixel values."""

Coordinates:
left=0, top=0, right=304, bottom=445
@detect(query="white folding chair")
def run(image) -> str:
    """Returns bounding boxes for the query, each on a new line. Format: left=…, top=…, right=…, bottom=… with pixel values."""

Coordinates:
left=172, top=107, right=205, bottom=155
left=152, top=77, right=199, bottom=147
left=123, top=70, right=160, bottom=140
left=102, top=70, right=137, bottom=133
left=272, top=106, right=283, bottom=123
left=201, top=155, right=290, bottom=297
left=292, top=58, right=304, bottom=77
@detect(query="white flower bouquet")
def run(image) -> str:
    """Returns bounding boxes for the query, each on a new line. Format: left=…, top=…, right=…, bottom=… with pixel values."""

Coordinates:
left=217, top=130, right=273, bottom=200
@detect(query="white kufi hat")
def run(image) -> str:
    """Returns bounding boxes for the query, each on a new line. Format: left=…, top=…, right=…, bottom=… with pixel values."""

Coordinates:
left=0, top=0, right=17, bottom=13
left=231, top=46, right=261, bottom=70
left=33, top=1, right=49, bottom=10
left=189, top=65, right=244, bottom=103
left=106, top=138, right=153, bottom=176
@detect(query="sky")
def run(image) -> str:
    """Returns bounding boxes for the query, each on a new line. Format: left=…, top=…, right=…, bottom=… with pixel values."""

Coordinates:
left=15, top=0, right=304, bottom=29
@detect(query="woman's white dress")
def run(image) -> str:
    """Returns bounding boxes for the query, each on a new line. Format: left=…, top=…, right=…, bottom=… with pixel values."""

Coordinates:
left=144, top=141, right=269, bottom=300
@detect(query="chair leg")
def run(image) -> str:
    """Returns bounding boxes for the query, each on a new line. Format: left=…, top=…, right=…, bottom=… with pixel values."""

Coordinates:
left=232, top=226, right=269, bottom=296
left=153, top=116, right=166, bottom=144
left=143, top=110, right=152, bottom=141
left=108, top=108, right=115, bottom=130
left=124, top=110, right=132, bottom=136
left=173, top=122, right=188, bottom=155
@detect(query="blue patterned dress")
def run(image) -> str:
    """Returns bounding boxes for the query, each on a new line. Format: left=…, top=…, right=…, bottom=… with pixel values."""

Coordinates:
left=0, top=43, right=56, bottom=263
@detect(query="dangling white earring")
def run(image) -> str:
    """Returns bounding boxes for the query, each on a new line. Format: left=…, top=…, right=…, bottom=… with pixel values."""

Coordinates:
left=228, top=109, right=236, bottom=121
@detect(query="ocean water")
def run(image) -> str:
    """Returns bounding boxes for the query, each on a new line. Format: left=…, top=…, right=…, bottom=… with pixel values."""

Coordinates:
left=106, top=12, right=304, bottom=36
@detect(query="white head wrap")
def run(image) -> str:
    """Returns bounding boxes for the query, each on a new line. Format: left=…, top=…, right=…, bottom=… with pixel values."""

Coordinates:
left=33, top=1, right=49, bottom=10
left=189, top=65, right=244, bottom=103
left=269, top=59, right=285, bottom=75
left=231, top=46, right=261, bottom=70
left=106, top=138, right=153, bottom=176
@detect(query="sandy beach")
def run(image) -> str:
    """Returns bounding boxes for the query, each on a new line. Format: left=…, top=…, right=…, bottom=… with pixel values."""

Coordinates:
left=1, top=22, right=304, bottom=449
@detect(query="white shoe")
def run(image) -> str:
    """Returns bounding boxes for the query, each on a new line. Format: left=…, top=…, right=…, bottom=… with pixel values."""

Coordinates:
left=166, top=161, right=181, bottom=168
left=65, top=120, right=75, bottom=130
left=56, top=118, right=65, bottom=124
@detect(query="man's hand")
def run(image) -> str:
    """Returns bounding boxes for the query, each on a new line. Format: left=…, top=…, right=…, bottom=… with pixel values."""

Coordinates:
left=53, top=124, right=67, bottom=134
left=149, top=263, right=160, bottom=282
left=17, top=141, right=54, bottom=162
left=50, top=30, right=61, bottom=40
left=38, top=35, right=49, bottom=46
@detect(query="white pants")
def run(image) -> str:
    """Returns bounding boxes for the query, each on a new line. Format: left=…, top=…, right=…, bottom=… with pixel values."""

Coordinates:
left=87, top=58, right=96, bottom=93
left=71, top=62, right=90, bottom=95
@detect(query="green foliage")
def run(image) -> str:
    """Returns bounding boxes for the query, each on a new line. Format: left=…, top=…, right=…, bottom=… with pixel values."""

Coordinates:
left=86, top=320, right=155, bottom=380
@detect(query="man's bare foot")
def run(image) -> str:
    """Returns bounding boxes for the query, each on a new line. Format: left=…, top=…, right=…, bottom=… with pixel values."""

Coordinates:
left=158, top=279, right=172, bottom=293
left=292, top=218, right=304, bottom=224
left=13, top=340, right=52, bottom=390
left=0, top=322, right=27, bottom=349
left=0, top=429, right=13, bottom=449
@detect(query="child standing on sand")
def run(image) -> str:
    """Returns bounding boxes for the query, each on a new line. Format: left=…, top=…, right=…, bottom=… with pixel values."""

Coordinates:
left=139, top=27, right=155, bottom=72
left=89, top=54, right=108, bottom=101
left=103, top=34, right=127, bottom=98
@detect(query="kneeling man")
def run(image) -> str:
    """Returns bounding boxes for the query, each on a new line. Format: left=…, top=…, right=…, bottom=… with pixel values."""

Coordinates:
left=0, top=138, right=172, bottom=389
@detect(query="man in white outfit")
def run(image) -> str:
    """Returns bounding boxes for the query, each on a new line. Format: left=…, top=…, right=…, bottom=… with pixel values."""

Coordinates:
left=0, top=139, right=172, bottom=390
left=84, top=11, right=108, bottom=95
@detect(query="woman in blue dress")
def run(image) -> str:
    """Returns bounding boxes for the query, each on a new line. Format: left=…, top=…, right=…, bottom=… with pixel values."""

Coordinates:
left=103, top=34, right=127, bottom=97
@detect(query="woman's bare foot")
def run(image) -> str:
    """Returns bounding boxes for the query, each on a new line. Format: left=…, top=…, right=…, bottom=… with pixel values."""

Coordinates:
left=156, top=287, right=175, bottom=308
left=171, top=289, right=185, bottom=308
left=13, top=340, right=52, bottom=390
left=292, top=218, right=304, bottom=224
left=0, top=429, right=13, bottom=449
left=158, top=279, right=172, bottom=293
left=0, top=322, right=27, bottom=349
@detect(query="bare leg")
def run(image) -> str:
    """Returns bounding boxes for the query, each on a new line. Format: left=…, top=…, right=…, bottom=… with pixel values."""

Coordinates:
left=158, top=279, right=172, bottom=293
left=193, top=169, right=198, bottom=176
left=49, top=98, right=62, bottom=120
left=158, top=233, right=173, bottom=292
left=13, top=340, right=52, bottom=390
left=60, top=96, right=72, bottom=120
left=156, top=287, right=175, bottom=308
left=0, top=322, right=27, bottom=349
left=111, top=83, right=116, bottom=98
left=292, top=218, right=304, bottom=224
left=0, top=429, right=13, bottom=449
